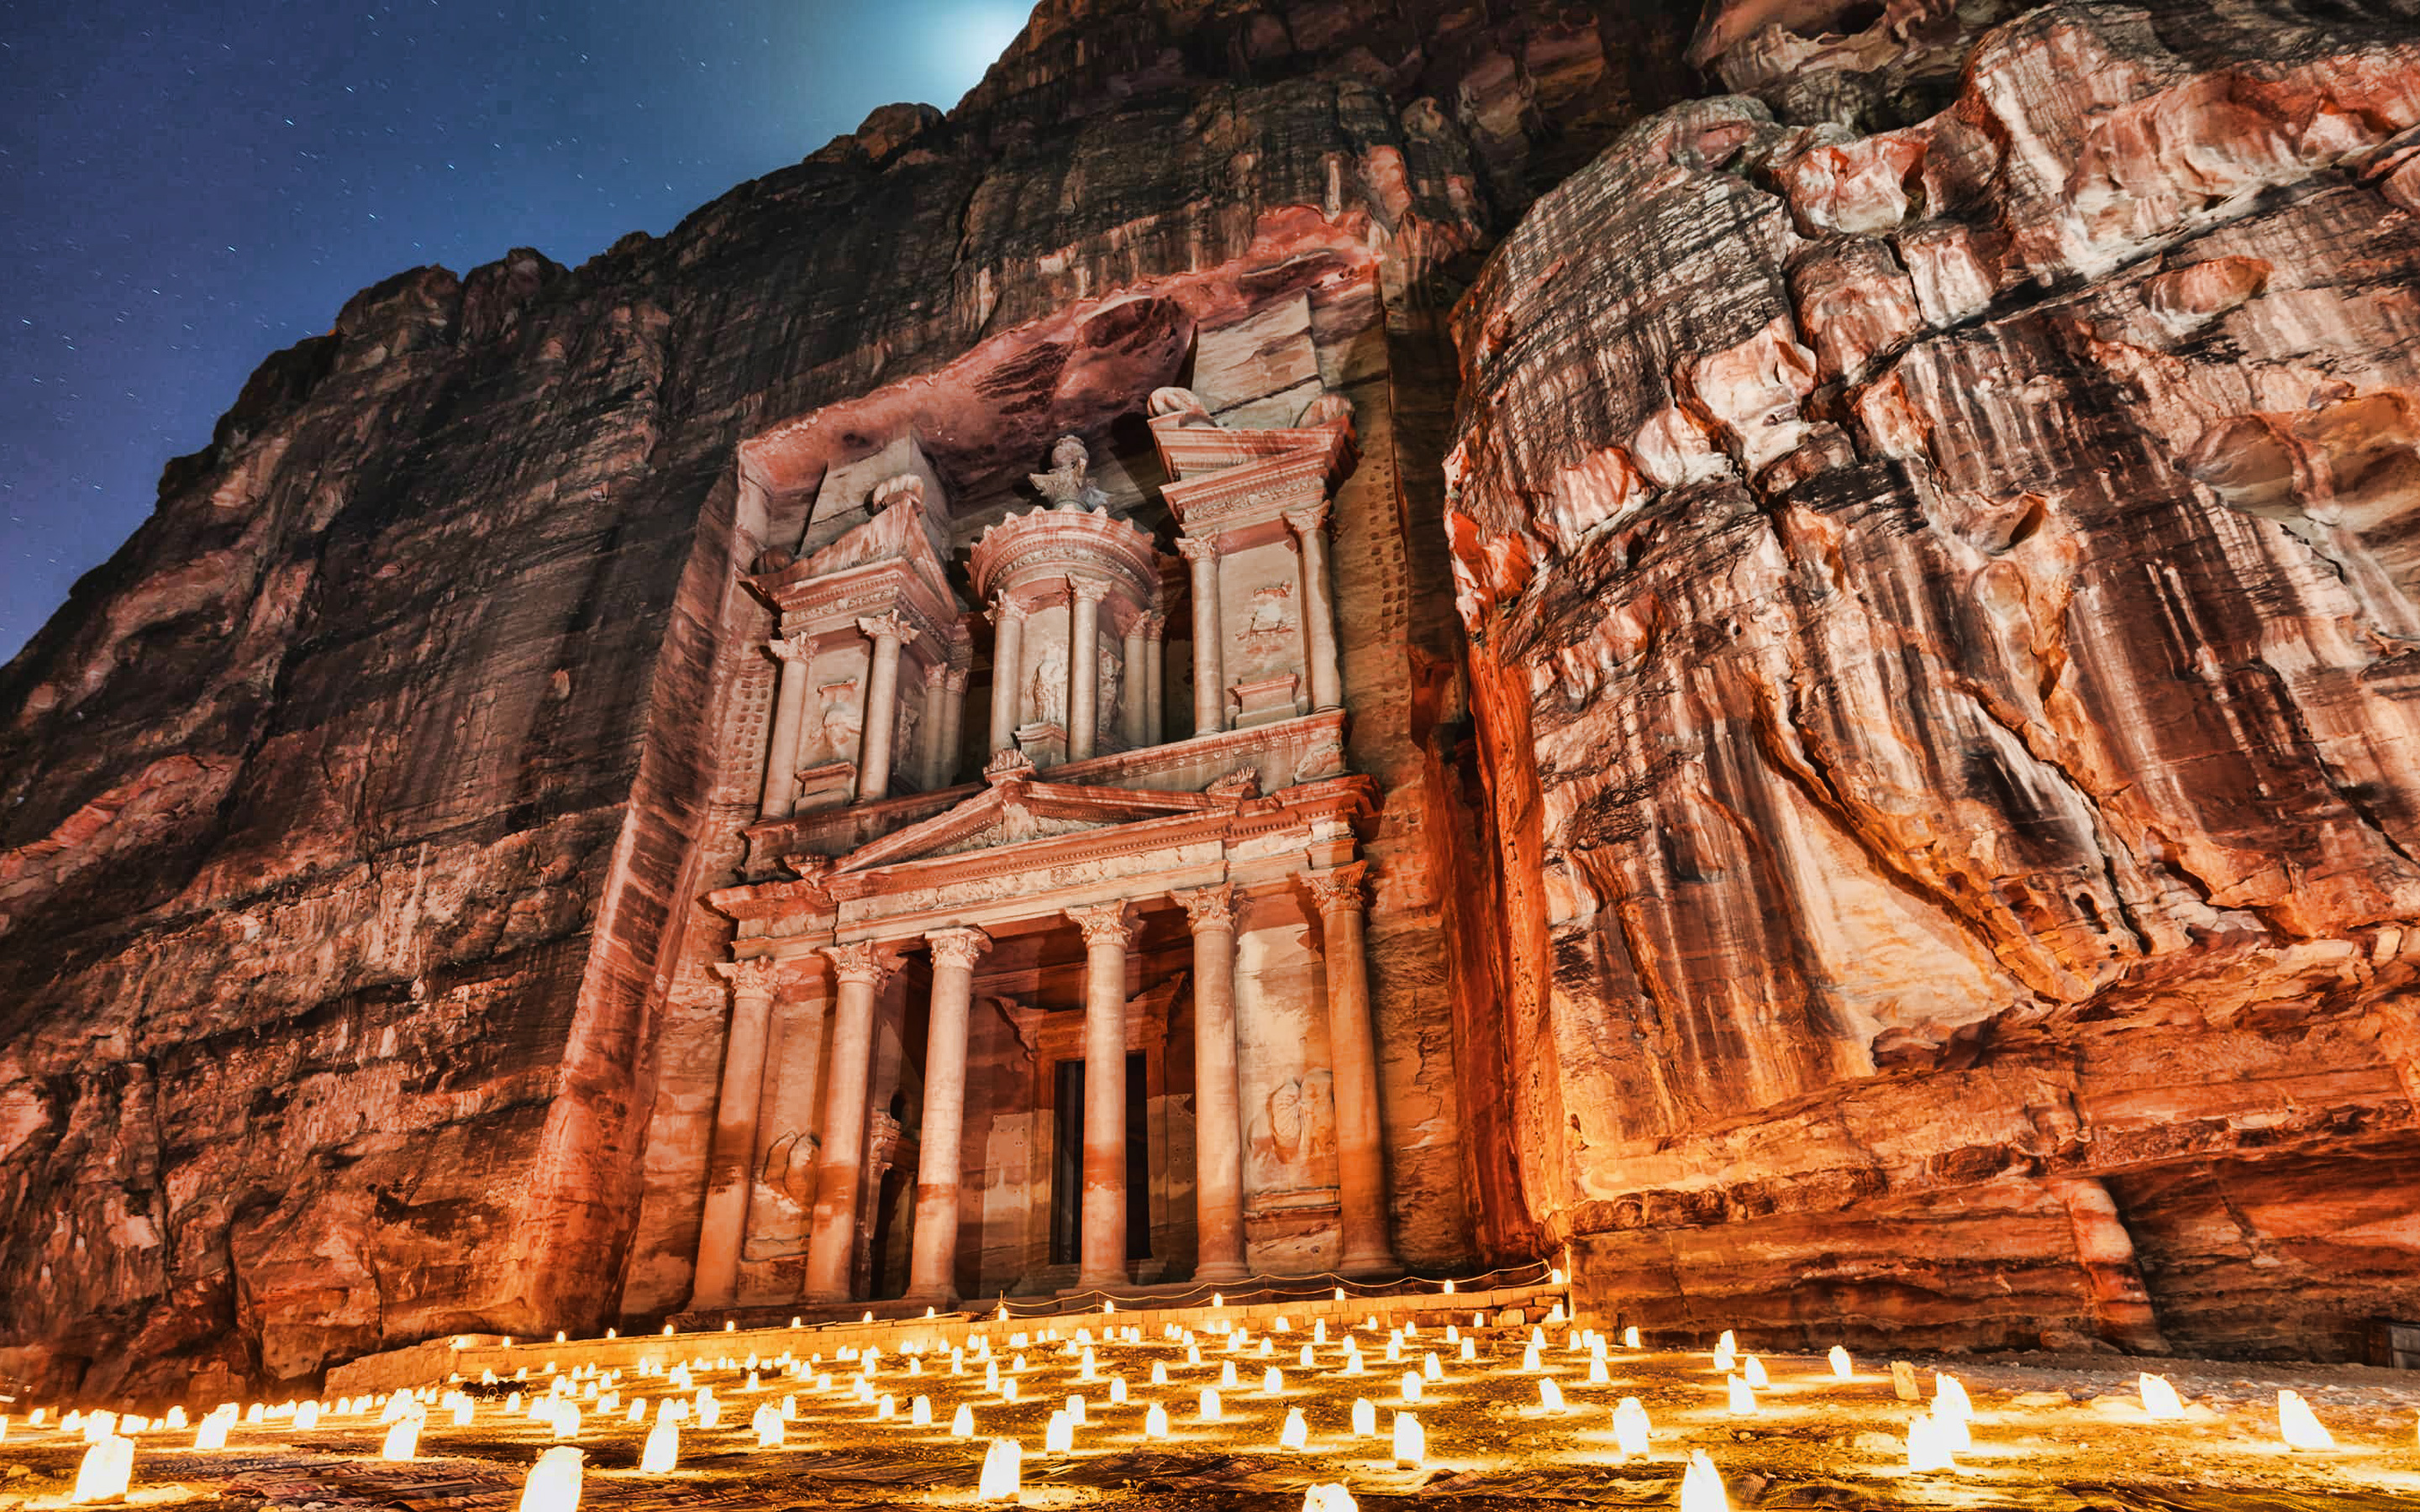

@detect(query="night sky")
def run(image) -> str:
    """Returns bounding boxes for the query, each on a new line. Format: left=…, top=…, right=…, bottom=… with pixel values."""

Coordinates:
left=0, top=0, right=1027, bottom=662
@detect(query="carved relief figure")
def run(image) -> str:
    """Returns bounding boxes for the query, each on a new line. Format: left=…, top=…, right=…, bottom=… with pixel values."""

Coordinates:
left=1097, top=648, right=1122, bottom=741
left=1243, top=581, right=1295, bottom=642
left=809, top=680, right=862, bottom=761
left=1029, top=641, right=1070, bottom=728
left=1246, top=1069, right=1336, bottom=1194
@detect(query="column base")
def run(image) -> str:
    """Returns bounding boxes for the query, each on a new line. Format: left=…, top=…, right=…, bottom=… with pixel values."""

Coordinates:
left=1338, top=1249, right=1402, bottom=1280
left=897, top=1289, right=961, bottom=1313
left=798, top=1289, right=855, bottom=1307
left=1193, top=1260, right=1252, bottom=1285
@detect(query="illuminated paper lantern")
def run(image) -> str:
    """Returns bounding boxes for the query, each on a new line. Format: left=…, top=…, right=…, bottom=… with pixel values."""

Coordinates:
left=1539, top=1378, right=1565, bottom=1413
left=1423, top=1352, right=1443, bottom=1382
left=1623, top=1326, right=1641, bottom=1349
left=1743, top=1357, right=1768, bottom=1389
left=1302, top=1485, right=1356, bottom=1512
left=2278, top=1391, right=2334, bottom=1451
left=194, top=1417, right=230, bottom=1451
left=1460, top=1338, right=1476, bottom=1363
left=1587, top=1358, right=1610, bottom=1385
left=380, top=1415, right=422, bottom=1462
left=1262, top=1368, right=1283, bottom=1396
left=752, top=1404, right=782, bottom=1448
left=1198, top=1388, right=1222, bottom=1423
left=1828, top=1347, right=1852, bottom=1379
left=517, top=1446, right=582, bottom=1512
left=1932, top=1375, right=1972, bottom=1451
left=639, top=1422, right=678, bottom=1473
left=1065, top=1395, right=1087, bottom=1427
left=1399, top=1371, right=1423, bottom=1404
left=912, top=1395, right=933, bottom=1426
left=163, top=1408, right=187, bottom=1431
left=1280, top=1407, right=1308, bottom=1451
left=1907, top=1412, right=1954, bottom=1473
left=1725, top=1376, right=1757, bottom=1415
left=1150, top=1362, right=1169, bottom=1386
left=976, top=1438, right=1022, bottom=1501
left=1612, top=1398, right=1650, bottom=1457
left=1351, top=1398, right=1376, bottom=1436
left=1144, top=1403, right=1169, bottom=1439
left=1520, top=1343, right=1542, bottom=1373
left=1220, top=1361, right=1239, bottom=1389
left=1680, top=1450, right=1728, bottom=1512
left=952, top=1404, right=976, bottom=1437
left=71, top=1436, right=134, bottom=1504
left=876, top=1394, right=896, bottom=1421
left=1390, top=1411, right=1423, bottom=1467
left=1044, top=1411, right=1073, bottom=1454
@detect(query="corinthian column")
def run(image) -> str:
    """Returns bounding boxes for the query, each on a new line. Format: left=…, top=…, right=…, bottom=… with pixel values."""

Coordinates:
left=938, top=664, right=970, bottom=785
left=918, top=660, right=951, bottom=792
left=695, top=957, right=781, bottom=1308
left=802, top=941, right=896, bottom=1303
left=760, top=634, right=814, bottom=818
left=1307, top=864, right=1400, bottom=1276
left=986, top=596, right=1028, bottom=755
left=1140, top=612, right=1166, bottom=747
left=1065, top=902, right=1136, bottom=1291
left=1177, top=537, right=1225, bottom=737
left=1174, top=884, right=1249, bottom=1283
left=1285, top=503, right=1344, bottom=712
left=1068, top=580, right=1107, bottom=763
left=1118, top=611, right=1149, bottom=751
left=904, top=927, right=991, bottom=1306
left=855, top=613, right=918, bottom=803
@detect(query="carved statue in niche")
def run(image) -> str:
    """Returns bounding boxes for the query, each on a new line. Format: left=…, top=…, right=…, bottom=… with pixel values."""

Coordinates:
left=809, top=680, right=862, bottom=761
left=1029, top=641, right=1069, bottom=728
left=1246, top=1069, right=1336, bottom=1194
left=1097, top=648, right=1121, bottom=740
left=1029, top=435, right=1108, bottom=513
left=896, top=695, right=920, bottom=766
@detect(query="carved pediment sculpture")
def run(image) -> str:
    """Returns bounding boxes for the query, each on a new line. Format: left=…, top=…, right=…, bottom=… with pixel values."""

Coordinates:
left=1029, top=434, right=1109, bottom=513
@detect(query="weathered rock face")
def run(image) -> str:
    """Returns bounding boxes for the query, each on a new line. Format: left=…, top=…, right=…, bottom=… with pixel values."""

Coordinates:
left=1449, top=0, right=2420, bottom=1358
left=0, top=0, right=1695, bottom=1398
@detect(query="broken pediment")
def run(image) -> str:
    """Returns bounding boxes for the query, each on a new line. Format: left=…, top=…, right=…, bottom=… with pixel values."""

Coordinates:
left=832, top=772, right=1232, bottom=873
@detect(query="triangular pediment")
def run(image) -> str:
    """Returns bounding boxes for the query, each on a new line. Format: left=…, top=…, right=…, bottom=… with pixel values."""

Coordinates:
left=834, top=778, right=1230, bottom=874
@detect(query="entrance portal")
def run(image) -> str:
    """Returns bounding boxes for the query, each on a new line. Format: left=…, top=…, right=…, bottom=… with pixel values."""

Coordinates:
left=1049, top=1051, right=1150, bottom=1266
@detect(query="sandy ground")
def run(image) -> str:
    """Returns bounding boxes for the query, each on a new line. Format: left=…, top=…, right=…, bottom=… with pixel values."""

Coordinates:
left=4, top=1322, right=2417, bottom=1511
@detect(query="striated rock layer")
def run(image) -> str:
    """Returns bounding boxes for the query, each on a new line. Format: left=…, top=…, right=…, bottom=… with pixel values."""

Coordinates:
left=1449, top=0, right=2420, bottom=1358
left=0, top=0, right=1692, bottom=1397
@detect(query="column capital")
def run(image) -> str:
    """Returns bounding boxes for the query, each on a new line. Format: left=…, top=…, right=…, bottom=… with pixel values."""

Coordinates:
left=926, top=926, right=993, bottom=972
left=1282, top=501, right=1332, bottom=538
left=923, top=659, right=951, bottom=689
left=1176, top=536, right=1221, bottom=564
left=857, top=612, right=918, bottom=647
left=1065, top=901, right=1137, bottom=949
left=713, top=956, right=784, bottom=999
left=944, top=665, right=971, bottom=693
left=768, top=633, right=814, bottom=665
left=1304, top=862, right=1369, bottom=916
left=819, top=940, right=900, bottom=986
left=1139, top=611, right=1168, bottom=642
left=1171, top=883, right=1238, bottom=934
left=989, top=592, right=1028, bottom=627
left=1071, top=576, right=1113, bottom=606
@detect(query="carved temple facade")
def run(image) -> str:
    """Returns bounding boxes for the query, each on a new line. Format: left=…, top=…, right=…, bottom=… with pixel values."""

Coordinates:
left=623, top=250, right=1483, bottom=1317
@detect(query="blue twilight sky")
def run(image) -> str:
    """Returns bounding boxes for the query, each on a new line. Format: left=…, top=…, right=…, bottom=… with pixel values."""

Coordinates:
left=0, top=0, right=1028, bottom=663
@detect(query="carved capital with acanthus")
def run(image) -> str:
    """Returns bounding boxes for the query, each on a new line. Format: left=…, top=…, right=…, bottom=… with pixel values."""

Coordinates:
left=857, top=612, right=918, bottom=648
left=927, top=926, right=993, bottom=972
left=1304, top=862, right=1369, bottom=916
left=1065, top=902, right=1137, bottom=950
left=923, top=659, right=952, bottom=689
left=943, top=665, right=971, bottom=693
left=1171, top=883, right=1238, bottom=935
left=1070, top=576, right=1113, bottom=606
left=989, top=592, right=1029, bottom=627
left=714, top=956, right=784, bottom=1000
left=767, top=633, right=814, bottom=666
left=819, top=940, right=899, bottom=986
left=1176, top=536, right=1221, bottom=564
left=1282, top=502, right=1332, bottom=538
left=1139, top=612, right=1168, bottom=642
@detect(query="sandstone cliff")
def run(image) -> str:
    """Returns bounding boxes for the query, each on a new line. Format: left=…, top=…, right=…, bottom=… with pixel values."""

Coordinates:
left=1449, top=0, right=2420, bottom=1357
left=0, top=0, right=1691, bottom=1397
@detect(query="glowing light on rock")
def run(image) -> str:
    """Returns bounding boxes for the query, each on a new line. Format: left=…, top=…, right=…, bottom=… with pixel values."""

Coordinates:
left=1351, top=1398, right=1376, bottom=1436
left=1742, top=1357, right=1767, bottom=1389
left=518, top=1446, right=583, bottom=1512
left=1680, top=1450, right=1728, bottom=1512
left=381, top=1415, right=423, bottom=1462
left=1144, top=1404, right=1169, bottom=1439
left=1390, top=1410, right=1424, bottom=1467
left=639, top=1422, right=678, bottom=1473
left=978, top=1437, right=1022, bottom=1500
left=1401, top=1372, right=1423, bottom=1404
left=1725, top=1376, right=1757, bottom=1415
left=1907, top=1412, right=1955, bottom=1473
left=71, top=1436, right=134, bottom=1504
left=1539, top=1378, right=1565, bottom=1413
left=1281, top=1407, right=1308, bottom=1451
left=2139, top=1373, right=2185, bottom=1420
left=1303, top=1485, right=1356, bottom=1512
left=1612, top=1397, right=1650, bottom=1457
left=1199, top=1388, right=1223, bottom=1422
left=1828, top=1347, right=1852, bottom=1379
left=2278, top=1390, right=2334, bottom=1450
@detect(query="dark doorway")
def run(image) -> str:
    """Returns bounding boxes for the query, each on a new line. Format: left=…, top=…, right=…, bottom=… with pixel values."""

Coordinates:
left=868, top=1164, right=908, bottom=1298
left=1049, top=1052, right=1151, bottom=1266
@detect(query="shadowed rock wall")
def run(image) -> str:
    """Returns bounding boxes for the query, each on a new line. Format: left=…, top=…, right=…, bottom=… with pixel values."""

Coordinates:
left=0, top=0, right=1694, bottom=1397
left=1448, top=0, right=2420, bottom=1359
